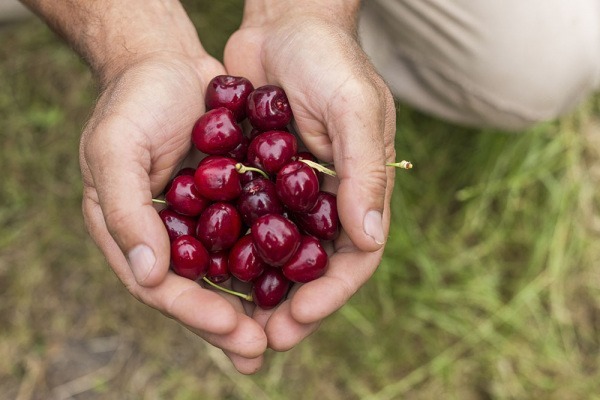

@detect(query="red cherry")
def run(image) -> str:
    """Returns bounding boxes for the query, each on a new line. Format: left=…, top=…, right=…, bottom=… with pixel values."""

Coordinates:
left=251, top=267, right=291, bottom=309
left=159, top=208, right=197, bottom=242
left=276, top=161, right=320, bottom=213
left=196, top=202, right=242, bottom=252
left=194, top=156, right=242, bottom=201
left=163, top=167, right=196, bottom=194
left=228, top=234, right=267, bottom=282
left=293, top=151, right=324, bottom=183
left=192, top=107, right=243, bottom=155
left=206, top=251, right=230, bottom=283
left=282, top=235, right=328, bottom=283
left=252, top=214, right=301, bottom=266
left=246, top=85, right=292, bottom=131
left=226, top=135, right=249, bottom=162
left=205, top=75, right=254, bottom=122
left=170, top=235, right=210, bottom=281
left=164, top=175, right=210, bottom=216
left=237, top=178, right=284, bottom=226
left=247, top=130, right=298, bottom=175
left=293, top=191, right=339, bottom=241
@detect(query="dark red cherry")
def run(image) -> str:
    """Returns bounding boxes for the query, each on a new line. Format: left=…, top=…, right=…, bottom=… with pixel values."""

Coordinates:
left=252, top=214, right=301, bottom=266
left=276, top=161, right=320, bottom=213
left=192, top=107, right=243, bottom=155
left=246, top=85, right=292, bottom=131
left=164, top=167, right=196, bottom=194
left=226, top=135, right=249, bottom=162
left=237, top=178, right=284, bottom=226
left=293, top=151, right=324, bottom=183
left=205, top=75, right=254, bottom=122
left=196, top=202, right=242, bottom=252
left=282, top=235, right=328, bottom=283
left=170, top=235, right=210, bottom=281
left=159, top=208, right=197, bottom=242
left=251, top=267, right=291, bottom=309
left=206, top=251, right=230, bottom=283
left=293, top=191, right=340, bottom=241
left=228, top=234, right=267, bottom=282
left=239, top=169, right=262, bottom=185
left=194, top=156, right=242, bottom=201
left=247, top=130, right=298, bottom=175
left=165, top=175, right=210, bottom=216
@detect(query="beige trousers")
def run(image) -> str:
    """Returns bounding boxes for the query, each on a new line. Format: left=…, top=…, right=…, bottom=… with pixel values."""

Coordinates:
left=360, top=0, right=600, bottom=130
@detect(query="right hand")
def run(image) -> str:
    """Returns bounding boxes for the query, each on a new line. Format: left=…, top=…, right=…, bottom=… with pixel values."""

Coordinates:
left=79, top=53, right=267, bottom=374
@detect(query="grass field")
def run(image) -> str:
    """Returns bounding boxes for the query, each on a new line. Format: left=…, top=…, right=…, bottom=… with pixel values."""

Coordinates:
left=1, top=2, right=600, bottom=399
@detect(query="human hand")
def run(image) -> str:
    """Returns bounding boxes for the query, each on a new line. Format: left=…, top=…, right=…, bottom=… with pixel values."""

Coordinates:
left=224, top=1, right=397, bottom=350
left=79, top=53, right=268, bottom=374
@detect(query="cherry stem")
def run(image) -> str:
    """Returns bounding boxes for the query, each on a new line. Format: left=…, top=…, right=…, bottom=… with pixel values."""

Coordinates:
left=235, top=163, right=269, bottom=179
left=299, top=159, right=338, bottom=177
left=299, top=159, right=414, bottom=177
left=152, top=198, right=167, bottom=204
left=386, top=160, right=413, bottom=170
left=202, top=277, right=253, bottom=302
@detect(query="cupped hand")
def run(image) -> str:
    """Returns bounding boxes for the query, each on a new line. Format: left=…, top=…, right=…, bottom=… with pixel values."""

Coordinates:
left=79, top=54, right=267, bottom=374
left=224, top=11, right=397, bottom=350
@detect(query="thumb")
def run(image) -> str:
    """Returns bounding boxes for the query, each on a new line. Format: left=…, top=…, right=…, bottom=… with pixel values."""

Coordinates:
left=329, top=86, right=392, bottom=252
left=84, top=123, right=171, bottom=288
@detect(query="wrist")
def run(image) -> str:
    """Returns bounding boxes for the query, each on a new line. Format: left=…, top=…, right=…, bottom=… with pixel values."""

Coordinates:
left=21, top=0, right=207, bottom=87
left=242, top=0, right=361, bottom=31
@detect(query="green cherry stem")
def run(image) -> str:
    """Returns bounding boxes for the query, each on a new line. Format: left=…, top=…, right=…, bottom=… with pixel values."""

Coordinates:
left=152, top=198, right=167, bottom=205
left=299, top=159, right=413, bottom=177
left=202, top=277, right=253, bottom=302
left=235, top=163, right=269, bottom=179
left=386, top=160, right=413, bottom=170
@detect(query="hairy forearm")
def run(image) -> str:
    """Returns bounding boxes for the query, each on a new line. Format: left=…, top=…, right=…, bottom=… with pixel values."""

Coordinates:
left=242, top=0, right=361, bottom=31
left=19, top=0, right=204, bottom=83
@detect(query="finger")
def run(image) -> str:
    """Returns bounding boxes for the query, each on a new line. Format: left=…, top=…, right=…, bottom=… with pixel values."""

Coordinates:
left=186, top=312, right=268, bottom=359
left=83, top=119, right=170, bottom=287
left=224, top=353, right=264, bottom=375
left=263, top=299, right=321, bottom=352
left=289, top=232, right=384, bottom=324
left=83, top=195, right=238, bottom=335
left=327, top=80, right=393, bottom=252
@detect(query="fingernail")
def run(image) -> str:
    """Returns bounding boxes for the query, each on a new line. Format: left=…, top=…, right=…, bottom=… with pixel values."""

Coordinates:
left=127, top=244, right=156, bottom=284
left=363, top=210, right=385, bottom=245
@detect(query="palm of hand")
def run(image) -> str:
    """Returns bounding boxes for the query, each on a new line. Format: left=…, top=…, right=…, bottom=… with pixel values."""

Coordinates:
left=224, top=19, right=397, bottom=351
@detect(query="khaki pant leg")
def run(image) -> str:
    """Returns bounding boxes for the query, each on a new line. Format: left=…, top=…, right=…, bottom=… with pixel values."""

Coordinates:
left=359, top=0, right=600, bottom=130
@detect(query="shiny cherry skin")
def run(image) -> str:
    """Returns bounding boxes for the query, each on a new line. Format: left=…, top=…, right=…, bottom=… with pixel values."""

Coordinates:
left=246, top=85, right=292, bottom=131
left=165, top=174, right=210, bottom=216
left=282, top=235, right=328, bottom=283
left=293, top=151, right=324, bottom=183
left=205, top=75, right=254, bottom=122
left=228, top=234, right=267, bottom=282
left=159, top=208, right=197, bottom=242
left=251, top=267, right=291, bottom=309
left=276, top=161, right=320, bottom=213
left=293, top=191, right=340, bottom=241
left=239, top=169, right=262, bottom=185
left=194, top=156, right=242, bottom=201
left=170, top=235, right=210, bottom=281
left=163, top=167, right=195, bottom=194
left=226, top=135, right=249, bottom=162
left=237, top=178, right=284, bottom=226
left=196, top=202, right=242, bottom=252
left=247, top=130, right=298, bottom=175
left=206, top=251, right=230, bottom=283
left=192, top=107, right=243, bottom=155
left=252, top=214, right=301, bottom=266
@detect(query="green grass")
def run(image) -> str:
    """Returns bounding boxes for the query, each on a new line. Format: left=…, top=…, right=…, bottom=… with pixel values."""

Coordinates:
left=1, top=2, right=600, bottom=399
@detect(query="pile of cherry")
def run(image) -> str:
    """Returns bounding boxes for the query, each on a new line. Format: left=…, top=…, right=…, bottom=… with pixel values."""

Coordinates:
left=157, top=75, right=339, bottom=310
